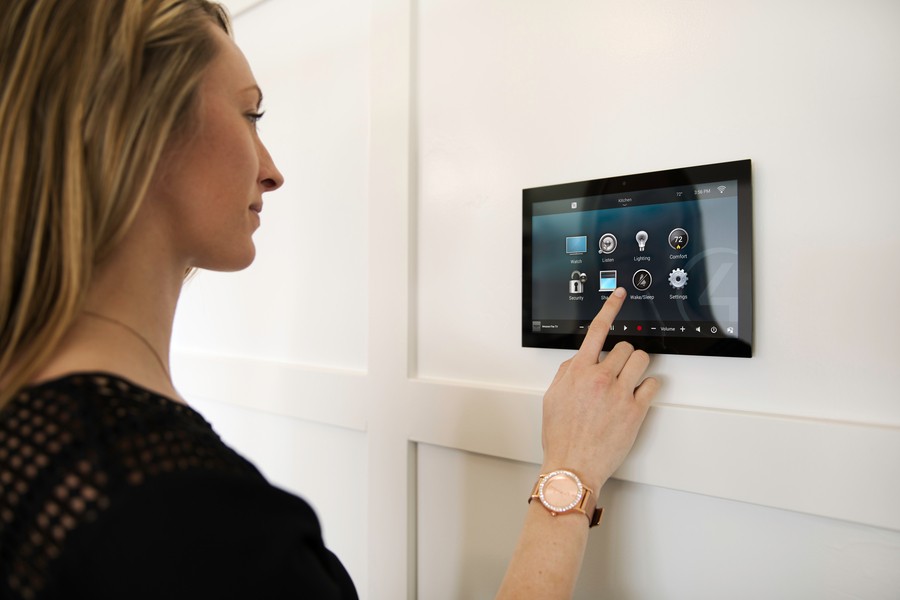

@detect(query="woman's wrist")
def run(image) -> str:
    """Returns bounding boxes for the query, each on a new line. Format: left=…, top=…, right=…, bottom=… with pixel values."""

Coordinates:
left=538, top=462, right=606, bottom=502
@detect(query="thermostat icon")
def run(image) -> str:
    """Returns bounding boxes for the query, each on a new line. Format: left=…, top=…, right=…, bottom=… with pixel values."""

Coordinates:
left=668, top=228, right=689, bottom=250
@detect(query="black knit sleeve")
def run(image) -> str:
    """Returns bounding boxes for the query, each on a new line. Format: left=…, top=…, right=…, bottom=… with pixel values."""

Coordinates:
left=40, top=471, right=358, bottom=600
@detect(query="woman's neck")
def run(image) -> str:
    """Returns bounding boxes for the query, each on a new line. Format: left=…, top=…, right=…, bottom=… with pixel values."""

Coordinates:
left=32, top=246, right=187, bottom=402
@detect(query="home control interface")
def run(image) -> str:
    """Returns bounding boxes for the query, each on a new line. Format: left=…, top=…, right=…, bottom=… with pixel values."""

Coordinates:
left=523, top=160, right=752, bottom=357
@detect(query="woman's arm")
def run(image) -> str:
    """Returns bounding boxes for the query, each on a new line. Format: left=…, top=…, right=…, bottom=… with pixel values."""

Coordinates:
left=497, top=288, right=659, bottom=599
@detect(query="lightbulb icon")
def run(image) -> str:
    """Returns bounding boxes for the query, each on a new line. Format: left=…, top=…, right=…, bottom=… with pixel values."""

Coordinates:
left=635, top=230, right=648, bottom=252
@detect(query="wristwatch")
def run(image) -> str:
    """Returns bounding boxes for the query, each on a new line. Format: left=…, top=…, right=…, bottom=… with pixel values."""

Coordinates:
left=529, top=470, right=603, bottom=528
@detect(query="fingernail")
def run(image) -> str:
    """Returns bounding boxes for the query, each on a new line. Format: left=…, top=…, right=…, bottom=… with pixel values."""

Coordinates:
left=614, top=287, right=626, bottom=298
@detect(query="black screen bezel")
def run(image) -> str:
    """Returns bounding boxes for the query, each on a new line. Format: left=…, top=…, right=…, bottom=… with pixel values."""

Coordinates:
left=522, top=159, right=753, bottom=358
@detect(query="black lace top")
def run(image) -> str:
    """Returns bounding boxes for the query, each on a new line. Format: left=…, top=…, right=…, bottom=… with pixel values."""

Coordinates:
left=0, top=373, right=357, bottom=599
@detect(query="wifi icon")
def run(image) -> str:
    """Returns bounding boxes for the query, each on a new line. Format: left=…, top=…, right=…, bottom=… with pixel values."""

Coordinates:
left=717, top=185, right=727, bottom=194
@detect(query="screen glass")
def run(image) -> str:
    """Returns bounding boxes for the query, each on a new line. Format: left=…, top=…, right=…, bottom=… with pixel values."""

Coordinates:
left=523, top=160, right=752, bottom=357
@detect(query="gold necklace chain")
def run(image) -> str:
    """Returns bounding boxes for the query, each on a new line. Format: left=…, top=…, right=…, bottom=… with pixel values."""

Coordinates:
left=81, top=311, right=172, bottom=384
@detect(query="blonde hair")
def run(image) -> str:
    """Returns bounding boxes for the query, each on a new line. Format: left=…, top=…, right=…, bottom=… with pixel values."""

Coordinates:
left=0, top=0, right=231, bottom=408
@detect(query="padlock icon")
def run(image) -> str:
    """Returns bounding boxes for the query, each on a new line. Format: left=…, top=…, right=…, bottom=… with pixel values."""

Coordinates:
left=569, top=271, right=586, bottom=294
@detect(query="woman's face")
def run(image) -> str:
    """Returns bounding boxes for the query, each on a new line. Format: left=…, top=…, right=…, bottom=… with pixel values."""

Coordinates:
left=147, top=26, right=284, bottom=272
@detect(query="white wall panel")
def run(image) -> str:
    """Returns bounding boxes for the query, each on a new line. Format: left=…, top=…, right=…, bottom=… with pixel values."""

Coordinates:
left=171, top=0, right=381, bottom=597
left=186, top=396, right=368, bottom=594
left=418, top=444, right=900, bottom=600
left=414, top=0, right=900, bottom=426
left=174, top=0, right=371, bottom=371
left=412, top=0, right=900, bottom=595
left=169, top=0, right=900, bottom=598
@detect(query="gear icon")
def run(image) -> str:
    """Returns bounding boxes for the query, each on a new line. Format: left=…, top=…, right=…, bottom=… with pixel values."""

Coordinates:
left=668, top=268, right=688, bottom=289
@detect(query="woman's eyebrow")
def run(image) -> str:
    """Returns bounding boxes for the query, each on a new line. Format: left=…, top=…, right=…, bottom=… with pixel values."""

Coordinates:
left=242, top=84, right=263, bottom=108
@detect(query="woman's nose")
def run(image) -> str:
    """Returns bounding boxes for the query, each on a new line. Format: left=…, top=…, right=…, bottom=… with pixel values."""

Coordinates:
left=259, top=142, right=284, bottom=192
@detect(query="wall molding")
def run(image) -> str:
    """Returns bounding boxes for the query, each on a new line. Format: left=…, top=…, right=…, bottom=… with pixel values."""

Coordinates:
left=172, top=350, right=368, bottom=432
left=173, top=351, right=900, bottom=532
left=410, top=381, right=900, bottom=531
left=410, top=379, right=900, bottom=532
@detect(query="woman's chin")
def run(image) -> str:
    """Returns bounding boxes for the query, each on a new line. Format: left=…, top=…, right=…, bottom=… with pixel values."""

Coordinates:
left=193, top=245, right=256, bottom=273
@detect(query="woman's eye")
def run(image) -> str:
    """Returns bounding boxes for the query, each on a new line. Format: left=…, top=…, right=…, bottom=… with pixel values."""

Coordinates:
left=246, top=111, right=266, bottom=125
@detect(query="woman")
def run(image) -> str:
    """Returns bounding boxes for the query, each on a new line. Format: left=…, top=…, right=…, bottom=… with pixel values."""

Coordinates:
left=0, top=1, right=657, bottom=598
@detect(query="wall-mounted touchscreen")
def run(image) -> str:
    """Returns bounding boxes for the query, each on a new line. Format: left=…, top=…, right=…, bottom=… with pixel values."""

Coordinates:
left=523, top=160, right=752, bottom=357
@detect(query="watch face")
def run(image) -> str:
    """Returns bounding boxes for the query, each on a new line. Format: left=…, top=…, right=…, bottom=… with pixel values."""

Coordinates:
left=539, top=470, right=584, bottom=513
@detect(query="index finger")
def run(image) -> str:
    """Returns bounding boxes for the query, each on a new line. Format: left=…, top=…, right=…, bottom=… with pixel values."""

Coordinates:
left=573, top=287, right=626, bottom=366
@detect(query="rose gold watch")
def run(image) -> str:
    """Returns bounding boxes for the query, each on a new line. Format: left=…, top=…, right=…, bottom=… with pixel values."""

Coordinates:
left=529, top=470, right=603, bottom=528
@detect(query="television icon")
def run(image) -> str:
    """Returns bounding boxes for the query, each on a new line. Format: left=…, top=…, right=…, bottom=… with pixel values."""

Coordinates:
left=566, top=236, right=588, bottom=255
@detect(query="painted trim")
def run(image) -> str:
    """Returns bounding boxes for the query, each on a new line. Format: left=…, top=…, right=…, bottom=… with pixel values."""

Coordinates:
left=172, top=351, right=900, bottom=533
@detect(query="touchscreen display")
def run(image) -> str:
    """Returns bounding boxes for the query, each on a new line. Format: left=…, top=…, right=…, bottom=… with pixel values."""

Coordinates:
left=523, top=160, right=752, bottom=357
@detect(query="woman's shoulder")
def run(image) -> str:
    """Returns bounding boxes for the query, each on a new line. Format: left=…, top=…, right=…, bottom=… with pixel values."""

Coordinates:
left=4, top=371, right=260, bottom=479
left=12, top=370, right=203, bottom=420
left=0, top=372, right=277, bottom=600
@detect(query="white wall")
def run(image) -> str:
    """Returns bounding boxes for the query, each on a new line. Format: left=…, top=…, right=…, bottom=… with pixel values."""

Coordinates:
left=173, top=0, right=900, bottom=598
left=173, top=0, right=374, bottom=592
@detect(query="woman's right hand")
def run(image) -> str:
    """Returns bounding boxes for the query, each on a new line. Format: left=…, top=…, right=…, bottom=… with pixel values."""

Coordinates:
left=540, top=287, right=659, bottom=492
